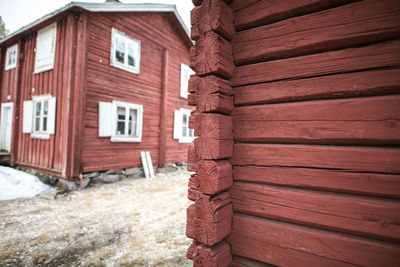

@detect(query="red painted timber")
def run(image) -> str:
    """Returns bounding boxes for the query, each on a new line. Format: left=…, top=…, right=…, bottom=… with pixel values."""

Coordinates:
left=231, top=0, right=359, bottom=30
left=233, top=0, right=400, bottom=64
left=228, top=214, right=400, bottom=267
left=187, top=240, right=232, bottom=267
left=234, top=166, right=400, bottom=198
left=232, top=144, right=400, bottom=174
left=230, top=182, right=400, bottom=242
left=158, top=48, right=168, bottom=168
left=196, top=160, right=233, bottom=195
left=233, top=95, right=400, bottom=145
left=230, top=256, right=276, bottom=267
left=234, top=68, right=400, bottom=106
left=232, top=39, right=400, bottom=87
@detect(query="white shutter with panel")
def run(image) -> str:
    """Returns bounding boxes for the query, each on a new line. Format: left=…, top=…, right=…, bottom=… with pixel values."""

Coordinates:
left=99, top=102, right=115, bottom=137
left=180, top=64, right=194, bottom=99
left=173, top=109, right=182, bottom=139
left=22, top=100, right=33, bottom=133
left=48, top=97, right=57, bottom=134
left=35, top=23, right=57, bottom=73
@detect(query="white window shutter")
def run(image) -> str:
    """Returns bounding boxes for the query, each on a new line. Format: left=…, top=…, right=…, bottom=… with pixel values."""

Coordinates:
left=180, top=64, right=194, bottom=99
left=35, top=23, right=57, bottom=73
left=99, top=102, right=114, bottom=137
left=173, top=110, right=182, bottom=139
left=22, top=100, right=33, bottom=133
left=48, top=97, right=57, bottom=134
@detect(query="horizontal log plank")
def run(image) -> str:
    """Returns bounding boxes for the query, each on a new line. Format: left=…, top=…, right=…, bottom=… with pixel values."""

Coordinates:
left=232, top=144, right=400, bottom=174
left=229, top=214, right=400, bottom=267
left=232, top=40, right=400, bottom=87
left=230, top=256, right=276, bottom=267
left=230, top=182, right=400, bottom=242
left=234, top=166, right=400, bottom=198
left=233, top=0, right=400, bottom=64
left=231, top=0, right=358, bottom=30
left=234, top=68, right=400, bottom=106
left=233, top=95, right=400, bottom=145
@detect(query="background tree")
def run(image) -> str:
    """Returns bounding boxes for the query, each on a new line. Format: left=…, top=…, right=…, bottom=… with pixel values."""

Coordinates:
left=0, top=16, right=9, bottom=39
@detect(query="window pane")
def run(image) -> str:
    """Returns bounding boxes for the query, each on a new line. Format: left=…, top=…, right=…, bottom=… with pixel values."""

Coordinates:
left=35, top=102, right=41, bottom=116
left=189, top=128, right=194, bottom=137
left=182, top=114, right=188, bottom=137
left=128, top=108, right=137, bottom=136
left=127, top=44, right=135, bottom=67
left=43, top=100, right=48, bottom=116
left=115, top=37, right=125, bottom=64
left=117, top=107, right=125, bottom=135
left=35, top=117, right=40, bottom=131
left=42, top=117, right=47, bottom=131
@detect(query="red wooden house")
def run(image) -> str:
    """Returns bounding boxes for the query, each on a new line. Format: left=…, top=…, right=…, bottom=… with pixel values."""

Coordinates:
left=0, top=1, right=195, bottom=180
left=186, top=0, right=400, bottom=266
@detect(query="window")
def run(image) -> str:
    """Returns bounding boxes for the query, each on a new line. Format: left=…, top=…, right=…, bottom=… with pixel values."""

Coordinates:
left=98, top=100, right=143, bottom=142
left=5, top=44, right=18, bottom=70
left=35, top=23, right=57, bottom=73
left=110, top=28, right=141, bottom=74
left=22, top=94, right=57, bottom=139
left=174, top=108, right=195, bottom=143
left=180, top=63, right=195, bottom=99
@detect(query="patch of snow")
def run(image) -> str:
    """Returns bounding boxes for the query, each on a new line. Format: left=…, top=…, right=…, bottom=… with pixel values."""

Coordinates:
left=0, top=166, right=56, bottom=201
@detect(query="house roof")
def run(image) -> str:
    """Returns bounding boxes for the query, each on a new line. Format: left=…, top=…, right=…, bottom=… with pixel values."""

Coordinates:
left=0, top=2, right=192, bottom=47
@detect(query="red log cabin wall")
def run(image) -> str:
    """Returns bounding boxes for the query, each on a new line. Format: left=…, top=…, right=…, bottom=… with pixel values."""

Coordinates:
left=81, top=12, right=192, bottom=173
left=186, top=0, right=400, bottom=266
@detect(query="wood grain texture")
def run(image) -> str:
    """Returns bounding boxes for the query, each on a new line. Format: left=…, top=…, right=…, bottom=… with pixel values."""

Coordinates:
left=234, top=68, right=400, bottom=106
left=191, top=31, right=234, bottom=79
left=231, top=256, right=277, bottom=267
left=230, top=182, right=400, bottom=242
left=234, top=166, right=400, bottom=198
left=187, top=240, right=232, bottom=267
left=233, top=0, right=400, bottom=64
left=232, top=144, right=400, bottom=174
left=229, top=214, right=400, bottom=267
left=196, top=160, right=233, bottom=195
left=232, top=40, right=400, bottom=87
left=231, top=0, right=359, bottom=30
left=191, top=0, right=235, bottom=41
left=233, top=95, right=400, bottom=145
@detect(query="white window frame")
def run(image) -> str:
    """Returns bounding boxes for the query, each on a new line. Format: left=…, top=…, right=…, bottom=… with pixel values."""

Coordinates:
left=111, top=101, right=143, bottom=142
left=180, top=63, right=195, bottom=99
left=34, top=22, right=57, bottom=74
left=174, top=108, right=195, bottom=143
left=31, top=95, right=53, bottom=139
left=5, top=44, right=18, bottom=70
left=110, top=28, right=141, bottom=74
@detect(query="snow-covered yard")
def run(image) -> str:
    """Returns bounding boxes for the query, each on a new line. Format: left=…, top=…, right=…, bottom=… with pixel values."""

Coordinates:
left=0, top=167, right=192, bottom=266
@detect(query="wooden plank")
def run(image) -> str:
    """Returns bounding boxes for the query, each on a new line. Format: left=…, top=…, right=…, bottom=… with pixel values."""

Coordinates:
left=234, top=166, right=400, bottom=198
left=187, top=240, right=232, bottom=267
left=229, top=214, right=400, bottom=267
left=140, top=151, right=150, bottom=178
left=230, top=182, right=400, bottom=242
left=232, top=40, right=400, bottom=87
left=233, top=0, right=400, bottom=64
left=232, top=144, right=400, bottom=174
left=145, top=151, right=155, bottom=178
left=234, top=68, right=400, bottom=106
left=231, top=256, right=276, bottom=267
left=233, top=95, right=400, bottom=145
left=232, top=0, right=358, bottom=30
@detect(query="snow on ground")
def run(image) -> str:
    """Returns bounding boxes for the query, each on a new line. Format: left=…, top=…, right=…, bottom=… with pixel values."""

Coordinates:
left=0, top=166, right=56, bottom=201
left=0, top=169, right=193, bottom=266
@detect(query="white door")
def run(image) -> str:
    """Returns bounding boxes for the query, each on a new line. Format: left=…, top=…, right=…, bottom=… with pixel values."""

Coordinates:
left=0, top=103, right=14, bottom=152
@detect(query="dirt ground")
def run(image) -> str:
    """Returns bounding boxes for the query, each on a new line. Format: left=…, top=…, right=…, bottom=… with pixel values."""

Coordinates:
left=0, top=170, right=193, bottom=267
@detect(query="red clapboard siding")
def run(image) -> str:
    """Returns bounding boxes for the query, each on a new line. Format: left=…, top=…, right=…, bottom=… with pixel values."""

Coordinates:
left=232, top=39, right=400, bottom=87
left=231, top=0, right=359, bottom=30
left=234, top=68, right=400, bottom=106
left=230, top=182, right=400, bottom=242
left=81, top=12, right=191, bottom=172
left=232, top=144, right=400, bottom=174
left=228, top=214, right=400, bottom=267
left=233, top=95, right=400, bottom=145
left=234, top=166, right=400, bottom=198
left=233, top=0, right=400, bottom=64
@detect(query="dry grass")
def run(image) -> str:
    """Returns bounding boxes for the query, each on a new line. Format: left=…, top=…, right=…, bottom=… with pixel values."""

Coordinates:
left=0, top=170, right=192, bottom=267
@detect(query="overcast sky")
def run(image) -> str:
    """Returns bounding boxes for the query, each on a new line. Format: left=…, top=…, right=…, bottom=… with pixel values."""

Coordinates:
left=0, top=0, right=194, bottom=34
